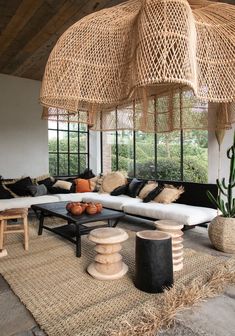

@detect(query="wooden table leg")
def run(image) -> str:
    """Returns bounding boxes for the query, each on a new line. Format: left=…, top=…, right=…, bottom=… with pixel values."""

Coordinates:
left=38, top=213, right=44, bottom=235
left=76, top=225, right=81, bottom=257
left=23, top=215, right=29, bottom=251
left=112, top=218, right=120, bottom=227
left=0, top=219, right=4, bottom=251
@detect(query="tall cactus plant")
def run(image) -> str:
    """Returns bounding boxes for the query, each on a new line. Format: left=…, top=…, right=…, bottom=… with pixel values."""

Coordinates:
left=207, top=132, right=235, bottom=218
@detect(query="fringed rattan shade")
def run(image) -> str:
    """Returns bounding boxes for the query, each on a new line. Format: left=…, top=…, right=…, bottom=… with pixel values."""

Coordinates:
left=40, top=0, right=235, bottom=132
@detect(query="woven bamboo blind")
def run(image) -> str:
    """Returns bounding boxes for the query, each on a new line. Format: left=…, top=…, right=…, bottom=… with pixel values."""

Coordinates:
left=40, top=0, right=235, bottom=132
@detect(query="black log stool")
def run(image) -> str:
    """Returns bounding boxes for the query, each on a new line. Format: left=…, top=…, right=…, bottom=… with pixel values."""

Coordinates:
left=135, top=230, right=173, bottom=293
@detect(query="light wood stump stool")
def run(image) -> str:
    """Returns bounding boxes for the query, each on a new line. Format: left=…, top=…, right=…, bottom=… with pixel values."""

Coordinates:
left=87, top=227, right=129, bottom=280
left=155, top=220, right=184, bottom=272
left=0, top=208, right=29, bottom=257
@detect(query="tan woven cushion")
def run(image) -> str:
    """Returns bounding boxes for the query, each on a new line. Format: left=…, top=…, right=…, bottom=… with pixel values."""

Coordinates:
left=89, top=177, right=98, bottom=191
left=138, top=182, right=158, bottom=199
left=53, top=180, right=72, bottom=190
left=154, top=185, right=184, bottom=204
left=101, top=172, right=127, bottom=193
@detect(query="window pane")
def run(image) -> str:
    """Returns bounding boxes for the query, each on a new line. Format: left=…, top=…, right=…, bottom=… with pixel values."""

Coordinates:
left=59, top=131, right=68, bottom=152
left=80, top=133, right=88, bottom=153
left=49, top=153, right=57, bottom=176
left=102, top=132, right=116, bottom=173
left=79, top=123, right=88, bottom=132
left=48, top=130, right=57, bottom=152
left=80, top=154, right=88, bottom=172
left=157, top=131, right=181, bottom=181
left=136, top=132, right=155, bottom=179
left=59, top=154, right=68, bottom=175
left=70, top=154, right=79, bottom=175
left=58, top=122, right=68, bottom=130
left=117, top=130, right=134, bottom=176
left=69, top=122, right=78, bottom=131
left=69, top=132, right=78, bottom=152
left=183, top=130, right=208, bottom=183
left=48, top=121, right=57, bottom=129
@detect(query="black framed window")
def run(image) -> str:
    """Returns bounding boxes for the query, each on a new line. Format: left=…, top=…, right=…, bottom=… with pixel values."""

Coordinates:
left=101, top=130, right=208, bottom=183
left=48, top=118, right=89, bottom=176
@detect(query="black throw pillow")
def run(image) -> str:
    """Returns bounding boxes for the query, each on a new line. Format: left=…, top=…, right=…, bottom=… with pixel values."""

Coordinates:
left=47, top=186, right=71, bottom=194
left=27, top=184, right=48, bottom=197
left=38, top=177, right=54, bottom=187
left=110, top=184, right=128, bottom=196
left=0, top=183, right=13, bottom=199
left=143, top=185, right=165, bottom=203
left=78, top=168, right=95, bottom=179
left=126, top=178, right=145, bottom=198
left=6, top=177, right=33, bottom=196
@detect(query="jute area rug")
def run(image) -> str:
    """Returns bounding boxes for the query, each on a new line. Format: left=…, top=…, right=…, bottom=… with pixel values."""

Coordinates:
left=0, top=217, right=235, bottom=336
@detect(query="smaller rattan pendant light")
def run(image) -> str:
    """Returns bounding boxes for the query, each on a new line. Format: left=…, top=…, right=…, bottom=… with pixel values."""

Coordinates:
left=40, top=0, right=235, bottom=132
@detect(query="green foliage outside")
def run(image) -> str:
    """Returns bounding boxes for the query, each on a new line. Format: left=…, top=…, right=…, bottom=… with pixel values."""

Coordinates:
left=49, top=131, right=88, bottom=176
left=111, top=130, right=208, bottom=183
left=48, top=126, right=208, bottom=183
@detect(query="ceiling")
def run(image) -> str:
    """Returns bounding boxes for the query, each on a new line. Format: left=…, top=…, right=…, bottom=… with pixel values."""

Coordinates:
left=0, top=0, right=125, bottom=81
left=0, top=0, right=234, bottom=81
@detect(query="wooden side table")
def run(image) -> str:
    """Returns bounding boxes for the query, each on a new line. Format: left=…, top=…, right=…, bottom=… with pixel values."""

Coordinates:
left=87, top=227, right=129, bottom=280
left=135, top=230, right=173, bottom=293
left=0, top=208, right=29, bottom=256
left=155, top=220, right=184, bottom=272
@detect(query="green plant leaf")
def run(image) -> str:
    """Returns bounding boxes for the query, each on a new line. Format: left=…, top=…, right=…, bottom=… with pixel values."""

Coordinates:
left=216, top=180, right=227, bottom=196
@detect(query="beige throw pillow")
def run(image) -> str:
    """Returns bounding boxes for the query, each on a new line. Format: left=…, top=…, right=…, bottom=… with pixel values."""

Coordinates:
left=53, top=180, right=72, bottom=190
left=101, top=171, right=127, bottom=193
left=89, top=176, right=98, bottom=191
left=154, top=185, right=184, bottom=204
left=138, top=182, right=158, bottom=199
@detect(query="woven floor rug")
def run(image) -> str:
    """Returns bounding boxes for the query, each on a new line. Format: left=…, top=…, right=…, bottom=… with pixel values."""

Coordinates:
left=0, top=217, right=235, bottom=336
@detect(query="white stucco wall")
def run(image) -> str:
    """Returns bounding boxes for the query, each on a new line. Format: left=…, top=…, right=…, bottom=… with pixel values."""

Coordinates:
left=0, top=74, right=48, bottom=179
left=208, top=103, right=234, bottom=184
left=89, top=130, right=101, bottom=175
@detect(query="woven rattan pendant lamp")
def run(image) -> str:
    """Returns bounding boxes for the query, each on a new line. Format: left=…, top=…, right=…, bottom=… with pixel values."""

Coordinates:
left=40, top=0, right=235, bottom=132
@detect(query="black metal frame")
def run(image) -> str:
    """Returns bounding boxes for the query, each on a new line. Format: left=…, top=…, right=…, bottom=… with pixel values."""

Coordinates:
left=48, top=115, right=89, bottom=176
left=32, top=203, right=124, bottom=257
left=100, top=128, right=188, bottom=179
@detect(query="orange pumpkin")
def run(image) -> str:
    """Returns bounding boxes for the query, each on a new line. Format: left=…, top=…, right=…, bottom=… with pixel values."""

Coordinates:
left=86, top=203, right=97, bottom=215
left=80, top=202, right=88, bottom=213
left=70, top=204, right=83, bottom=216
left=95, top=202, right=103, bottom=213
left=66, top=202, right=74, bottom=212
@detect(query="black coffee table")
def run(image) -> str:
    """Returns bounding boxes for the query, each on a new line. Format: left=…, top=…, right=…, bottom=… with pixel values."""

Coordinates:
left=31, top=202, right=125, bottom=257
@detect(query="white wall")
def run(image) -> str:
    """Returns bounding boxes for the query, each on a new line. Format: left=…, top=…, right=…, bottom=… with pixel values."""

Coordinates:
left=208, top=103, right=234, bottom=184
left=0, top=74, right=48, bottom=179
left=89, top=130, right=101, bottom=175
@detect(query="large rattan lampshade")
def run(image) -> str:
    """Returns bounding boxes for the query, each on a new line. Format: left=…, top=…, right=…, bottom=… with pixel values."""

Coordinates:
left=40, top=0, right=235, bottom=132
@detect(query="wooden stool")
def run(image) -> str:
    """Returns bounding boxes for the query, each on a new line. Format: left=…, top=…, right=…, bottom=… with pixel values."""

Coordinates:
left=155, top=220, right=184, bottom=272
left=87, top=227, right=128, bottom=280
left=0, top=208, right=29, bottom=256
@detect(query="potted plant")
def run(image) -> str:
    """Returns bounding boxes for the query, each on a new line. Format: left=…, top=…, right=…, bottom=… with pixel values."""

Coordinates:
left=207, top=132, right=235, bottom=253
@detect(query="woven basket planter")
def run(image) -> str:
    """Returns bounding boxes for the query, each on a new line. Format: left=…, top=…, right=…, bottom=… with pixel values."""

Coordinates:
left=208, top=216, right=235, bottom=253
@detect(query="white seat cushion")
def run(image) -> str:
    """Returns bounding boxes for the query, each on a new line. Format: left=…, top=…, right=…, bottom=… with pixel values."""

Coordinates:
left=0, top=195, right=60, bottom=211
left=82, top=194, right=141, bottom=211
left=123, top=202, right=217, bottom=226
left=55, top=192, right=95, bottom=202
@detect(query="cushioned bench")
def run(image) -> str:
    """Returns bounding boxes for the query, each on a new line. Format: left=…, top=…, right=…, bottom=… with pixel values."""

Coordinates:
left=0, top=180, right=218, bottom=227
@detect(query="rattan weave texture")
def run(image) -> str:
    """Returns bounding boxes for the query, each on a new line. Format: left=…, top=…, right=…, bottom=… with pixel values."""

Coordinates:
left=40, top=0, right=235, bottom=132
left=0, top=218, right=234, bottom=336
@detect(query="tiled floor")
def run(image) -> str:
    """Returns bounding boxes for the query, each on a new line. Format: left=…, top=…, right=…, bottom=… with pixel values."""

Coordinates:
left=0, top=217, right=234, bottom=336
